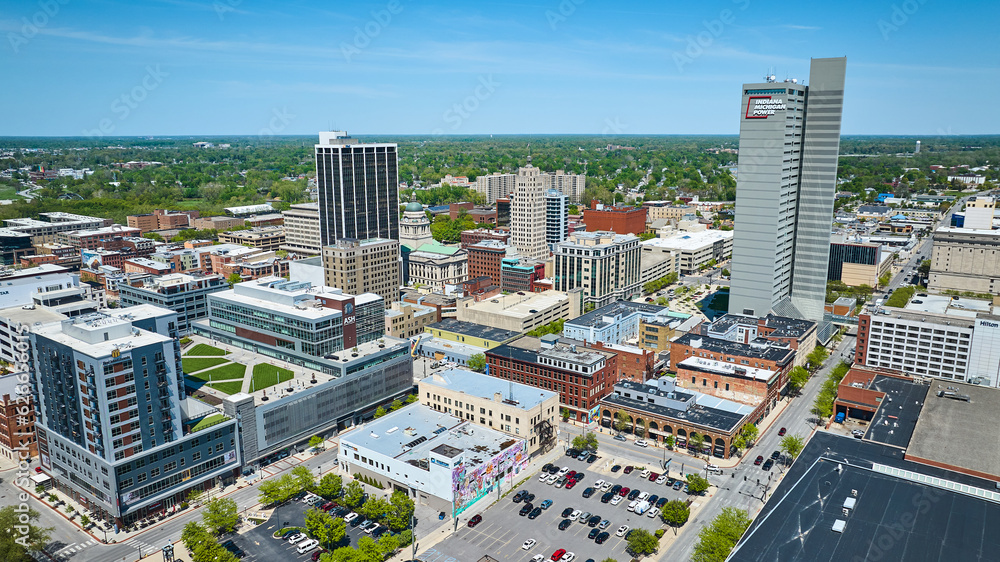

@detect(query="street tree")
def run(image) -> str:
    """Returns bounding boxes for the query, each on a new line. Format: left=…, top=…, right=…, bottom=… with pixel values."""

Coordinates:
left=733, top=424, right=758, bottom=451
left=572, top=432, right=599, bottom=452
left=0, top=505, right=53, bottom=562
left=308, top=435, right=325, bottom=452
left=291, top=465, right=315, bottom=493
left=613, top=410, right=630, bottom=433
left=384, top=491, right=416, bottom=532
left=316, top=473, right=343, bottom=500
left=788, top=366, right=810, bottom=395
left=692, top=507, right=752, bottom=562
left=660, top=500, right=691, bottom=534
left=780, top=434, right=805, bottom=460
left=689, top=433, right=705, bottom=457
left=626, top=528, right=659, bottom=556
left=202, top=497, right=239, bottom=535
left=686, top=474, right=710, bottom=495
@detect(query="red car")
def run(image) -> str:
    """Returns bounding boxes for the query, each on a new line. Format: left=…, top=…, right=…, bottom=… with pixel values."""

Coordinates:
left=648, top=472, right=660, bottom=482
left=618, top=486, right=630, bottom=497
left=311, top=550, right=328, bottom=561
left=551, top=549, right=566, bottom=561
left=566, top=470, right=577, bottom=479
left=754, top=455, right=764, bottom=466
left=778, top=427, right=787, bottom=436
left=623, top=466, right=634, bottom=474
left=565, top=480, right=576, bottom=489
left=467, top=514, right=482, bottom=527
left=320, top=502, right=335, bottom=511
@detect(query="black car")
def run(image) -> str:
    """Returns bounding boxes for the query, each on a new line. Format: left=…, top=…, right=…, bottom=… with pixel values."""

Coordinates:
left=519, top=503, right=533, bottom=516
left=572, top=472, right=585, bottom=481
left=542, top=463, right=553, bottom=472
left=567, top=448, right=580, bottom=457
left=628, top=489, right=641, bottom=501
left=528, top=507, right=542, bottom=519
left=587, top=515, right=601, bottom=527
left=648, top=494, right=659, bottom=506
left=611, top=465, right=622, bottom=472
left=558, top=518, right=572, bottom=530
left=655, top=497, right=668, bottom=508
left=513, top=490, right=526, bottom=503
left=561, top=507, right=574, bottom=518
left=601, top=492, right=614, bottom=503
left=582, top=487, right=595, bottom=498
left=762, top=459, right=774, bottom=471
left=524, top=493, right=536, bottom=503
left=350, top=517, right=364, bottom=527
left=771, top=450, right=781, bottom=460
left=548, top=465, right=561, bottom=474
left=610, top=484, right=622, bottom=495
left=587, top=454, right=598, bottom=463
left=588, top=528, right=600, bottom=540
left=221, top=540, right=246, bottom=559
left=596, top=531, right=610, bottom=544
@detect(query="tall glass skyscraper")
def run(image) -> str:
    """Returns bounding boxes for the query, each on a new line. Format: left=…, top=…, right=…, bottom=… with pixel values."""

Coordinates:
left=728, top=57, right=847, bottom=323
left=315, top=131, right=399, bottom=246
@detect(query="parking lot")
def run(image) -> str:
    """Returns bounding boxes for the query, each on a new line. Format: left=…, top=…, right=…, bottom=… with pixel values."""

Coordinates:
left=221, top=497, right=383, bottom=561
left=419, top=449, right=700, bottom=562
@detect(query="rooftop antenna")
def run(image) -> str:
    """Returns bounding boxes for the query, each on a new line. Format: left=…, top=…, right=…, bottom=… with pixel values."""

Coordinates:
left=527, top=144, right=532, bottom=165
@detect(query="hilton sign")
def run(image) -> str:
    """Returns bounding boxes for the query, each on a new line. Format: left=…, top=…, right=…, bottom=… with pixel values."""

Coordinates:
left=745, top=96, right=787, bottom=119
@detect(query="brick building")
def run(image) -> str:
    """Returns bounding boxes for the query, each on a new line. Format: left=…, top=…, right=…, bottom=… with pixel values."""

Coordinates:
left=486, top=335, right=618, bottom=423
left=0, top=373, right=37, bottom=463
left=583, top=200, right=647, bottom=235
left=57, top=226, right=142, bottom=250
left=588, top=341, right=656, bottom=382
left=467, top=240, right=508, bottom=285
left=675, top=355, right=780, bottom=411
left=460, top=229, right=510, bottom=249
left=126, top=209, right=199, bottom=234
left=670, top=332, right=796, bottom=393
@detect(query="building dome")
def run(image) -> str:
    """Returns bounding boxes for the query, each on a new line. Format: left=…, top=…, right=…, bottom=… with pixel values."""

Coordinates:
left=405, top=201, right=424, bottom=212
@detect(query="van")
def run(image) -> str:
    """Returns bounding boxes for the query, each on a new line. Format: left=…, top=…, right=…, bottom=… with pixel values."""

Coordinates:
left=634, top=501, right=650, bottom=515
left=296, top=539, right=319, bottom=554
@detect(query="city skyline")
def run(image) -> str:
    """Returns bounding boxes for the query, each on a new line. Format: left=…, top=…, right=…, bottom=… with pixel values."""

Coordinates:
left=1, top=1, right=997, bottom=136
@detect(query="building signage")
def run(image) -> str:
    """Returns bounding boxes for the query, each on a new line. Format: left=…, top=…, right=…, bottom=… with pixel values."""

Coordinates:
left=745, top=95, right=786, bottom=119
left=430, top=457, right=449, bottom=468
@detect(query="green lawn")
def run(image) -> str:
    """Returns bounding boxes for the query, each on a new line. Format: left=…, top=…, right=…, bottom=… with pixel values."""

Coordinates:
left=251, top=363, right=295, bottom=392
left=184, top=343, right=230, bottom=357
left=191, top=413, right=228, bottom=433
left=188, top=363, right=246, bottom=383
left=0, top=185, right=23, bottom=200
left=182, top=357, right=229, bottom=374
left=207, top=380, right=245, bottom=395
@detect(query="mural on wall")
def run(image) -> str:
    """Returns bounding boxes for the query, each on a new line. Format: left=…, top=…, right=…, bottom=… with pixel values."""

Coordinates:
left=452, top=439, right=527, bottom=515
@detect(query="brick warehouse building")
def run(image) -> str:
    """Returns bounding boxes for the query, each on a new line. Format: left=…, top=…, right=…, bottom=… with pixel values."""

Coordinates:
left=467, top=240, right=507, bottom=286
left=486, top=335, right=618, bottom=423
left=583, top=200, right=647, bottom=236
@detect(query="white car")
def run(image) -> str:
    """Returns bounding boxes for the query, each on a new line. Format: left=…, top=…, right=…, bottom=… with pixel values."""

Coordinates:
left=296, top=539, right=319, bottom=554
left=558, top=466, right=571, bottom=476
left=655, top=474, right=668, bottom=485
left=547, top=474, right=559, bottom=484
left=365, top=523, right=381, bottom=534
left=568, top=509, right=581, bottom=521
left=610, top=495, right=623, bottom=505
left=635, top=439, right=649, bottom=448
left=601, top=481, right=613, bottom=492
left=638, top=491, right=649, bottom=501
left=522, top=539, right=536, bottom=550
left=705, top=463, right=719, bottom=471
left=287, top=532, right=307, bottom=544
left=343, top=512, right=359, bottom=523
left=646, top=507, right=661, bottom=519
left=539, top=472, right=550, bottom=482
left=594, top=479, right=606, bottom=489
left=616, top=525, right=630, bottom=537
left=627, top=500, right=638, bottom=512
left=561, top=553, right=576, bottom=562
left=640, top=469, right=651, bottom=479
left=531, top=556, right=544, bottom=562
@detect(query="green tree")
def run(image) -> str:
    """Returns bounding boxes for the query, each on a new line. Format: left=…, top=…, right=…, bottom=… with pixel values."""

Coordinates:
left=390, top=398, right=403, bottom=411
left=780, top=434, right=805, bottom=460
left=664, top=434, right=675, bottom=448
left=316, top=473, right=343, bottom=500
left=601, top=558, right=618, bottom=562
left=878, top=271, right=892, bottom=289
left=788, top=366, right=811, bottom=395
left=227, top=272, right=243, bottom=287
left=686, top=473, right=710, bottom=495
left=258, top=473, right=299, bottom=505
left=661, top=500, right=691, bottom=534
left=291, top=465, right=315, bottom=493
left=308, top=435, right=325, bottom=452
left=202, top=497, right=239, bottom=535
left=614, top=410, right=630, bottom=433
left=342, top=481, right=365, bottom=509
left=467, top=353, right=487, bottom=373
left=561, top=407, right=570, bottom=421
left=721, top=268, right=730, bottom=277
left=360, top=496, right=391, bottom=522
left=378, top=532, right=400, bottom=554
left=373, top=405, right=387, bottom=418
left=355, top=535, right=387, bottom=562
left=384, top=491, right=415, bottom=532
left=305, top=508, right=346, bottom=549
left=571, top=432, right=599, bottom=452
left=733, top=424, right=758, bottom=450
left=918, top=259, right=931, bottom=277
left=626, top=528, right=659, bottom=556
left=689, top=433, right=705, bottom=457
left=79, top=514, right=91, bottom=528
left=0, top=505, right=53, bottom=562
left=692, top=507, right=752, bottom=562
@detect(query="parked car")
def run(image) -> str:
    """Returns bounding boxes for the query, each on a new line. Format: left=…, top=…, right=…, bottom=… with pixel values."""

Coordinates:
left=577, top=452, right=590, bottom=461
left=578, top=512, right=592, bottom=524
left=587, top=454, right=598, bottom=463
left=616, top=525, right=630, bottom=537
left=672, top=481, right=684, bottom=490
left=582, top=487, right=595, bottom=498
left=540, top=499, right=553, bottom=509
left=646, top=507, right=661, bottom=519
left=558, top=519, right=572, bottom=530
left=587, top=515, right=601, bottom=527
left=519, top=503, right=534, bottom=516
left=599, top=519, right=611, bottom=529
left=561, top=553, right=576, bottom=562
left=635, top=439, right=649, bottom=447
left=771, top=450, right=781, bottom=460
left=611, top=465, right=622, bottom=472
left=588, top=528, right=600, bottom=540
left=647, top=472, right=659, bottom=482
left=296, top=539, right=319, bottom=554
left=655, top=497, right=668, bottom=508
left=566, top=448, right=580, bottom=457
left=778, top=427, right=787, bottom=436
left=610, top=484, right=622, bottom=495
left=601, top=492, right=613, bottom=503
left=610, top=495, right=623, bottom=505
left=754, top=455, right=764, bottom=466
left=568, top=509, right=581, bottom=521
left=595, top=532, right=610, bottom=544
left=619, top=486, right=631, bottom=497
left=640, top=469, right=651, bottom=479
left=522, top=539, right=537, bottom=550
left=628, top=489, right=641, bottom=501
left=528, top=507, right=542, bottom=519
left=468, top=514, right=483, bottom=527
left=623, top=466, right=634, bottom=474
left=613, top=434, right=627, bottom=442
left=287, top=533, right=307, bottom=544
left=551, top=549, right=566, bottom=561
left=565, top=480, right=577, bottom=490
left=572, top=472, right=585, bottom=481
left=561, top=507, right=574, bottom=518
left=513, top=490, right=527, bottom=503
left=655, top=474, right=668, bottom=485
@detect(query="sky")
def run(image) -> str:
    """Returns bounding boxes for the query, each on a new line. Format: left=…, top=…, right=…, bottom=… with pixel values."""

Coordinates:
left=1, top=0, right=997, bottom=137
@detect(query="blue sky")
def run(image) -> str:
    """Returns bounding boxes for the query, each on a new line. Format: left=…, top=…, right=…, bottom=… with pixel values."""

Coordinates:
left=1, top=0, right=997, bottom=136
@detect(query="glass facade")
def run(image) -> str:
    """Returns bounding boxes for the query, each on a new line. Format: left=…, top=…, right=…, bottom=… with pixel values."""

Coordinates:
left=317, top=142, right=399, bottom=246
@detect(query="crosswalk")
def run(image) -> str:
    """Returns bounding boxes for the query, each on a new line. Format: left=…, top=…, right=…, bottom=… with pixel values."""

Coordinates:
left=50, top=538, right=97, bottom=558
left=120, top=536, right=159, bottom=555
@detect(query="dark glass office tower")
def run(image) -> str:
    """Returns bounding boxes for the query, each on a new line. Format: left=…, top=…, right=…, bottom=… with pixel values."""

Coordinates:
left=728, top=57, right=847, bottom=323
left=315, top=131, right=399, bottom=246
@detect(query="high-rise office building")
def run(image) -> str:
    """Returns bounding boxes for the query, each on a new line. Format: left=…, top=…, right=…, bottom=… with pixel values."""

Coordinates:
left=315, top=131, right=399, bottom=246
left=554, top=231, right=641, bottom=308
left=728, top=57, right=847, bottom=323
left=545, top=189, right=568, bottom=251
left=511, top=165, right=548, bottom=260
left=323, top=238, right=401, bottom=303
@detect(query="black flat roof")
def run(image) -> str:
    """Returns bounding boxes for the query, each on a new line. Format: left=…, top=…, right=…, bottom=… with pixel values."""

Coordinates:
left=674, top=332, right=795, bottom=364
left=427, top=319, right=519, bottom=342
left=566, top=300, right=667, bottom=329
left=601, top=391, right=746, bottom=434
left=862, top=375, right=928, bottom=449
left=730, top=432, right=1000, bottom=562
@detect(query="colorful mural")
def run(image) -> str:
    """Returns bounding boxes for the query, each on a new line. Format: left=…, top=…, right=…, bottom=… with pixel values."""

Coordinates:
left=452, top=439, right=527, bottom=515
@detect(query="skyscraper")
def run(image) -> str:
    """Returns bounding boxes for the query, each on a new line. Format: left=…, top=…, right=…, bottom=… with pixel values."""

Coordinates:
left=728, top=57, right=847, bottom=323
left=315, top=131, right=399, bottom=246
left=510, top=164, right=548, bottom=260
left=545, top=188, right=568, bottom=251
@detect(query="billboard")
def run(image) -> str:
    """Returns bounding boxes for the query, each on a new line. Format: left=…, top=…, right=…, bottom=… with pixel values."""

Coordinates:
left=452, top=439, right=527, bottom=515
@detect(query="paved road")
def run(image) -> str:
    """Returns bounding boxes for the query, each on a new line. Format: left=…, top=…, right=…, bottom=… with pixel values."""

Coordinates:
left=0, top=446, right=344, bottom=562
left=666, top=333, right=857, bottom=560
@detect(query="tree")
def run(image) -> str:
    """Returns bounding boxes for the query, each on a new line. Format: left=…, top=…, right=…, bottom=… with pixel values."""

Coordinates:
left=614, top=410, right=630, bottom=433
left=634, top=418, right=645, bottom=438
left=733, top=424, right=758, bottom=451
left=660, top=500, right=691, bottom=533
left=291, top=465, right=315, bottom=493
left=878, top=271, right=892, bottom=289
left=0, top=505, right=53, bottom=562
left=258, top=474, right=298, bottom=505
left=342, top=481, right=365, bottom=509
left=467, top=353, right=487, bottom=373
left=355, top=535, right=387, bottom=562
left=561, top=407, right=570, bottom=421
left=384, top=491, right=415, bottom=532
left=571, top=432, right=599, bottom=452
left=918, top=259, right=931, bottom=277
left=226, top=272, right=243, bottom=287
left=305, top=508, right=346, bottom=549
left=686, top=473, right=710, bottom=495
left=664, top=434, right=675, bottom=448
left=308, top=435, right=325, bottom=452
left=361, top=496, right=391, bottom=522
left=689, top=433, right=705, bottom=457
left=626, top=528, right=659, bottom=556
left=374, top=406, right=387, bottom=418
left=788, top=366, right=810, bottom=395
left=181, top=521, right=210, bottom=552
left=390, top=398, right=403, bottom=411
left=316, top=473, right=343, bottom=500
left=780, top=434, right=805, bottom=460
left=721, top=268, right=730, bottom=277
left=601, top=559, right=618, bottom=562
left=187, top=488, right=204, bottom=505
left=202, top=497, right=239, bottom=535
left=80, top=514, right=91, bottom=528
left=692, top=507, right=752, bottom=562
